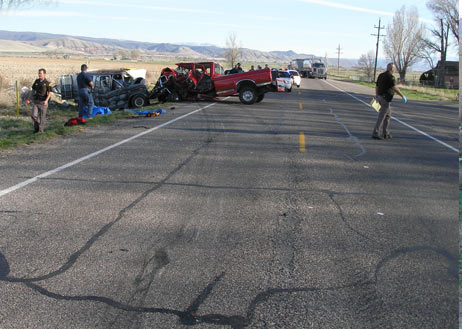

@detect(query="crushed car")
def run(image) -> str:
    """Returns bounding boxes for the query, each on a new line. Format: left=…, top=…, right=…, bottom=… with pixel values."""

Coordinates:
left=150, top=62, right=277, bottom=105
left=59, top=68, right=150, bottom=109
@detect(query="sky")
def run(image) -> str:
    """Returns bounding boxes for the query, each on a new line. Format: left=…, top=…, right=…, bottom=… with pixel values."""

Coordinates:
left=0, top=0, right=459, bottom=60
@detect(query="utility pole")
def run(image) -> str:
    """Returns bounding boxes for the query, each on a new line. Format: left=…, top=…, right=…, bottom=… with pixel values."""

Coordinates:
left=371, top=18, right=385, bottom=82
left=336, top=44, right=342, bottom=76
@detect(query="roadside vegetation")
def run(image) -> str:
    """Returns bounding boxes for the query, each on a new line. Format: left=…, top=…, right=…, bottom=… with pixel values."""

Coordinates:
left=329, top=67, right=459, bottom=103
left=0, top=102, right=138, bottom=151
left=0, top=56, right=180, bottom=152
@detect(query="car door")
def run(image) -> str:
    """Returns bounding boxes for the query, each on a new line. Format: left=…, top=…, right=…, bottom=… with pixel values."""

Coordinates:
left=93, top=75, right=112, bottom=107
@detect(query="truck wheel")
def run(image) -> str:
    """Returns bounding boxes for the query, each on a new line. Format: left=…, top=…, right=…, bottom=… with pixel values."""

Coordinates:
left=256, top=94, right=265, bottom=103
left=239, top=87, right=257, bottom=105
left=131, top=95, right=147, bottom=108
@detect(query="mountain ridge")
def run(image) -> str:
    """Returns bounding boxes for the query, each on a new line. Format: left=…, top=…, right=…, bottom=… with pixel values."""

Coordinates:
left=0, top=30, right=400, bottom=69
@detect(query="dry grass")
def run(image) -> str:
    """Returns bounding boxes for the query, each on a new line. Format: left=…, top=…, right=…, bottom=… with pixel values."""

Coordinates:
left=400, top=84, right=458, bottom=98
left=0, top=56, right=171, bottom=107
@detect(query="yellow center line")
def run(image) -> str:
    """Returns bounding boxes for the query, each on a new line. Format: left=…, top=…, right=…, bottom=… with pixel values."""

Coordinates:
left=299, top=103, right=303, bottom=110
left=299, top=132, right=306, bottom=152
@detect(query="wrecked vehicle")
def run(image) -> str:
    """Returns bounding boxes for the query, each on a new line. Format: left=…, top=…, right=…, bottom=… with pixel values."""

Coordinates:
left=151, top=62, right=276, bottom=105
left=59, top=68, right=150, bottom=109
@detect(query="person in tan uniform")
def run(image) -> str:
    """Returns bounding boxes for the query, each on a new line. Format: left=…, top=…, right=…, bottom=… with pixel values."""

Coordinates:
left=31, top=68, right=52, bottom=133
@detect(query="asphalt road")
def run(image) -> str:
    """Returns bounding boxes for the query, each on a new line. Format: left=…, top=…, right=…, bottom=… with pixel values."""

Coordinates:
left=0, top=78, right=458, bottom=329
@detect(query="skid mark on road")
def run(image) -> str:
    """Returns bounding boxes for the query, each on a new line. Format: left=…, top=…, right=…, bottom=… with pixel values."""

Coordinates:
left=323, top=80, right=458, bottom=153
left=328, top=108, right=366, bottom=158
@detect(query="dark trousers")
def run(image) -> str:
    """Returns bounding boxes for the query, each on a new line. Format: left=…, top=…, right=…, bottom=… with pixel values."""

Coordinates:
left=372, top=95, right=391, bottom=137
left=31, top=101, right=47, bottom=132
left=78, top=89, right=94, bottom=118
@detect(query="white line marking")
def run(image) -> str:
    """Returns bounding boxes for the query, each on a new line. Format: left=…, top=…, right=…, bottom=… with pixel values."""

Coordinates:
left=0, top=102, right=219, bottom=198
left=323, top=80, right=458, bottom=153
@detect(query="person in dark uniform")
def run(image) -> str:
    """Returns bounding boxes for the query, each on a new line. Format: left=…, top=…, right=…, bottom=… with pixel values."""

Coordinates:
left=236, top=63, right=244, bottom=73
left=372, top=63, right=407, bottom=140
left=76, top=64, right=94, bottom=118
left=31, top=68, right=52, bottom=133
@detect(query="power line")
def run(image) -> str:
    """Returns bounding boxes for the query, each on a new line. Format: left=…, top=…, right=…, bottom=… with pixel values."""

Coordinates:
left=371, top=17, right=385, bottom=82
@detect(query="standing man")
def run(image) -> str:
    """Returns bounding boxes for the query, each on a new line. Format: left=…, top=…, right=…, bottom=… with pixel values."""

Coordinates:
left=31, top=68, right=52, bottom=133
left=77, top=64, right=94, bottom=118
left=236, top=63, right=244, bottom=73
left=372, top=63, right=407, bottom=140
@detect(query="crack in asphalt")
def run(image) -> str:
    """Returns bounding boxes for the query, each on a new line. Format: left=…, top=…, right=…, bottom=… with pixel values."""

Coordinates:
left=0, top=104, right=457, bottom=328
left=327, top=192, right=385, bottom=247
left=0, top=243, right=457, bottom=328
left=2, top=136, right=213, bottom=284
left=328, top=108, right=366, bottom=159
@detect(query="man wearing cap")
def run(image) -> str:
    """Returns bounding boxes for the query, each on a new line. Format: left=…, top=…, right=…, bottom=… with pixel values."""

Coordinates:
left=31, top=68, right=52, bottom=133
left=77, top=64, right=94, bottom=118
left=236, top=63, right=244, bottom=73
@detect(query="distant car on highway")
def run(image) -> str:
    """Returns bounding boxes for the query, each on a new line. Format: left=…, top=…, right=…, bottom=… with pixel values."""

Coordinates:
left=288, top=70, right=301, bottom=88
left=271, top=70, right=292, bottom=92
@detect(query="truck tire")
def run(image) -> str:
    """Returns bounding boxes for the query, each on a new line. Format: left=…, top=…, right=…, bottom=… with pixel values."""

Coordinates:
left=131, top=95, right=147, bottom=108
left=239, top=87, right=257, bottom=105
left=256, top=94, right=265, bottom=103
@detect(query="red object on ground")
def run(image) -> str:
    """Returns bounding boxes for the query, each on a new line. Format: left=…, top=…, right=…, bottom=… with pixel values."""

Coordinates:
left=65, top=117, right=86, bottom=126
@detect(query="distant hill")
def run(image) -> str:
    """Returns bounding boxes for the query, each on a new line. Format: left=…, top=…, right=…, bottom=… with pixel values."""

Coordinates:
left=0, top=39, right=46, bottom=53
left=0, top=30, right=317, bottom=63
left=0, top=29, right=409, bottom=69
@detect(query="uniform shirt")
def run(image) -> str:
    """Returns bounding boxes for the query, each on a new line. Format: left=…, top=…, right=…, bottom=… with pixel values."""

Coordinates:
left=32, top=78, right=51, bottom=101
left=77, top=71, right=93, bottom=90
left=376, top=71, right=396, bottom=102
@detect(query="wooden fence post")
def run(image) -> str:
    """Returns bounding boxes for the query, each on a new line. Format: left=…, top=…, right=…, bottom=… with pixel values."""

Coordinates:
left=15, top=80, right=19, bottom=118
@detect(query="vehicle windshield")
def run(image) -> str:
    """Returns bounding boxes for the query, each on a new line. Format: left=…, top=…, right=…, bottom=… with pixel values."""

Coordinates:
left=290, top=71, right=299, bottom=76
left=313, top=63, right=325, bottom=68
left=278, top=71, right=290, bottom=78
left=215, top=63, right=224, bottom=75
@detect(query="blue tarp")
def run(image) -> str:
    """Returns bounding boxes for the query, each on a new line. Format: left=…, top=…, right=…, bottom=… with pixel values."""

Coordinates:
left=82, top=106, right=112, bottom=119
left=128, top=109, right=166, bottom=115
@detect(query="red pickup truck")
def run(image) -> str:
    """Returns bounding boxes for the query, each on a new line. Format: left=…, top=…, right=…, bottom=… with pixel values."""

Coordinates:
left=150, top=62, right=276, bottom=105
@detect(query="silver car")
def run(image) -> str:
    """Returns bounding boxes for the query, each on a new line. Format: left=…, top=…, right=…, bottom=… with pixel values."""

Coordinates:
left=288, top=70, right=301, bottom=87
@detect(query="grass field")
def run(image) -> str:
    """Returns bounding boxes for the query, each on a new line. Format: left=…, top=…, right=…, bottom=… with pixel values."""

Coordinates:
left=329, top=67, right=459, bottom=103
left=0, top=56, right=174, bottom=107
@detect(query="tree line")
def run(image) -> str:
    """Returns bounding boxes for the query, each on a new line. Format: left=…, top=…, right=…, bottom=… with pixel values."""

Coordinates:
left=358, top=0, right=458, bottom=86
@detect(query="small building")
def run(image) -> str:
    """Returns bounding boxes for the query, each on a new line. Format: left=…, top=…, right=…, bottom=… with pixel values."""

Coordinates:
left=435, top=60, right=459, bottom=89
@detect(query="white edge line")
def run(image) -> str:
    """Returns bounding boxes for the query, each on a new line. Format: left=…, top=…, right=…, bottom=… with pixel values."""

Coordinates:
left=323, top=80, right=458, bottom=153
left=0, top=102, right=219, bottom=198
